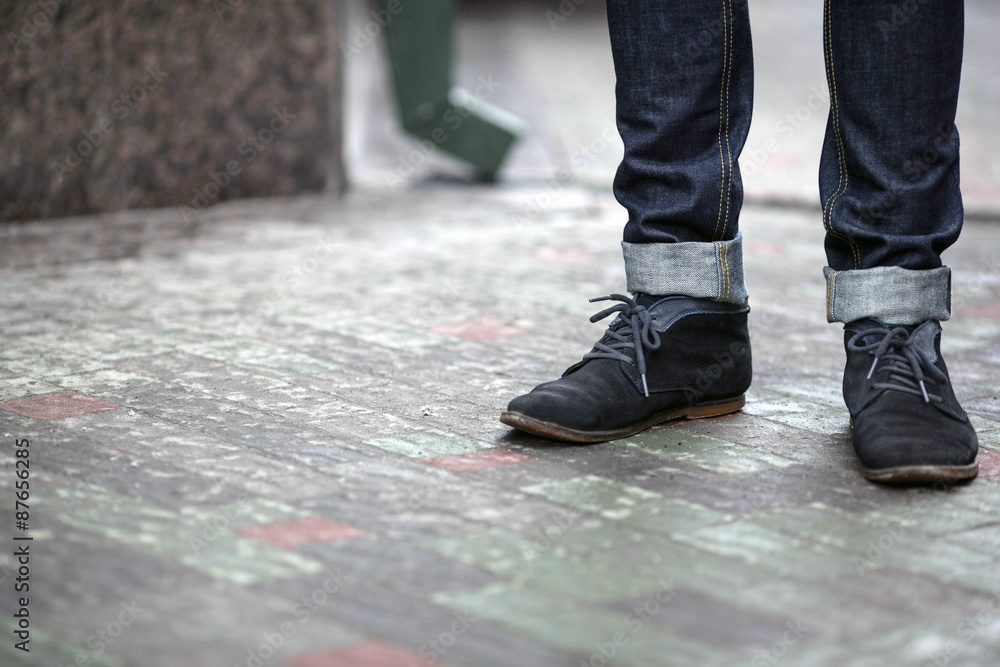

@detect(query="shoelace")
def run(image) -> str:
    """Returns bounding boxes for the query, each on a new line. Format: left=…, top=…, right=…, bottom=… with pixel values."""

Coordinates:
left=846, top=326, right=947, bottom=404
left=582, top=294, right=661, bottom=397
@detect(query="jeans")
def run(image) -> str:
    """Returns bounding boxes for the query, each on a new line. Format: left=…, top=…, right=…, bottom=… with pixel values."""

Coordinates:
left=608, top=0, right=963, bottom=325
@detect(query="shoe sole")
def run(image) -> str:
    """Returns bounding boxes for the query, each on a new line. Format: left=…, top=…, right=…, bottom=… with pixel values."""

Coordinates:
left=499, top=395, right=746, bottom=444
left=859, top=459, right=979, bottom=484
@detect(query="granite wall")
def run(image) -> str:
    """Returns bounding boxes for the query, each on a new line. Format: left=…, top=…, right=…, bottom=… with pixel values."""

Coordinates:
left=0, top=0, right=344, bottom=222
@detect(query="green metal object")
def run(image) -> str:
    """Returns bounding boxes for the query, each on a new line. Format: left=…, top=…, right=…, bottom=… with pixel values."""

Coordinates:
left=381, top=0, right=525, bottom=179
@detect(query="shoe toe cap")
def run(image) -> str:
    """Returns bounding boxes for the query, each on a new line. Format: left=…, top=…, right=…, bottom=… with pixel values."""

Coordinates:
left=506, top=383, right=606, bottom=431
left=853, top=397, right=978, bottom=471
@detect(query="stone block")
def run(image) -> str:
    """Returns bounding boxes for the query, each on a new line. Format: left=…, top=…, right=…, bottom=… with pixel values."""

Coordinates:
left=0, top=0, right=344, bottom=222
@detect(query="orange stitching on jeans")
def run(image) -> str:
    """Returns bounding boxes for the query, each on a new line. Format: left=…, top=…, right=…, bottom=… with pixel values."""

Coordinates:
left=715, top=241, right=723, bottom=300
left=826, top=270, right=837, bottom=320
left=722, top=240, right=731, bottom=301
left=720, top=0, right=735, bottom=241
left=712, top=1, right=730, bottom=242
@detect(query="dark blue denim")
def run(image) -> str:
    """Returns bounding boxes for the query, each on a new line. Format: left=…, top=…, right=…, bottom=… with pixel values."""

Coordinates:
left=607, top=0, right=965, bottom=273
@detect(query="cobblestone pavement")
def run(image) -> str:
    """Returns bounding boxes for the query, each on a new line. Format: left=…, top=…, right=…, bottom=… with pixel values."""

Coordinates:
left=1, top=184, right=999, bottom=667
left=4, top=1, right=1000, bottom=665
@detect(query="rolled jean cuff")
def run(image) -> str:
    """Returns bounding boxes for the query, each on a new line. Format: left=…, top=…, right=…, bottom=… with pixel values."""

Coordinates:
left=824, top=266, right=952, bottom=324
left=622, top=232, right=748, bottom=305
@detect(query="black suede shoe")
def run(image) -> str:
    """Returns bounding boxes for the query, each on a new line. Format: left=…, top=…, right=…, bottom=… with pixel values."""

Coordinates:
left=844, top=319, right=978, bottom=484
left=500, top=294, right=751, bottom=443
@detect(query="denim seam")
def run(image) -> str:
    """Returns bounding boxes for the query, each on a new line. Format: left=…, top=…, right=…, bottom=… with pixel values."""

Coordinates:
left=719, top=242, right=726, bottom=301
left=728, top=242, right=733, bottom=301
left=723, top=241, right=730, bottom=300
left=712, top=0, right=724, bottom=240
left=718, top=241, right=724, bottom=300
left=826, top=269, right=838, bottom=321
left=714, top=242, right=722, bottom=299
left=822, top=0, right=861, bottom=269
left=722, top=240, right=731, bottom=301
left=721, top=0, right=734, bottom=241
left=712, top=0, right=732, bottom=242
left=826, top=0, right=860, bottom=268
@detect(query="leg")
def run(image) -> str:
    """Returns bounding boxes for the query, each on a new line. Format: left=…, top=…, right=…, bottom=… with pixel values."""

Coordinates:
left=611, top=0, right=754, bottom=303
left=821, top=0, right=977, bottom=482
left=501, top=0, right=756, bottom=442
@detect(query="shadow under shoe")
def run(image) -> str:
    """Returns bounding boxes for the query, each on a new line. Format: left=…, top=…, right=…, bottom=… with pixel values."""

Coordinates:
left=501, top=294, right=752, bottom=443
left=844, top=319, right=978, bottom=484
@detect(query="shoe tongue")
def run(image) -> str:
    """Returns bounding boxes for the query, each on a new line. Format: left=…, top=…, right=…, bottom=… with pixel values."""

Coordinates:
left=852, top=318, right=915, bottom=333
left=909, top=320, right=941, bottom=362
left=633, top=293, right=660, bottom=309
left=848, top=318, right=892, bottom=345
left=850, top=318, right=940, bottom=362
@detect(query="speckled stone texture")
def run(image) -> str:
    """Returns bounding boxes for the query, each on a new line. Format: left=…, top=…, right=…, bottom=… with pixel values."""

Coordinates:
left=0, top=0, right=344, bottom=222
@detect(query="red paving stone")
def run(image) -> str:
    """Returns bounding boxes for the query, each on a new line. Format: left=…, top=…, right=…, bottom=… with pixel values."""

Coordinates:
left=431, top=319, right=527, bottom=342
left=977, top=447, right=1000, bottom=478
left=422, top=447, right=533, bottom=472
left=286, top=642, right=427, bottom=667
left=0, top=392, right=118, bottom=420
left=743, top=239, right=787, bottom=256
left=236, top=516, right=366, bottom=548
left=957, top=301, right=1000, bottom=320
